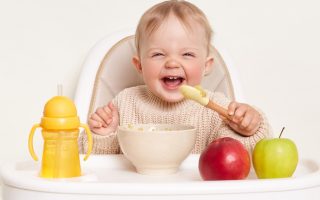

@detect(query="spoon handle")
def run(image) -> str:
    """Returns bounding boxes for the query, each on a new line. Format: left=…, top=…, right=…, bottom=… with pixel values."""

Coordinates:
left=206, top=101, right=233, bottom=121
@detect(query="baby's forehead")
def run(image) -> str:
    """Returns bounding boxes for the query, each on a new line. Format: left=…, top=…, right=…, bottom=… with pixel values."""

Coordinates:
left=136, top=13, right=211, bottom=55
left=150, top=16, right=206, bottom=36
left=152, top=14, right=206, bottom=36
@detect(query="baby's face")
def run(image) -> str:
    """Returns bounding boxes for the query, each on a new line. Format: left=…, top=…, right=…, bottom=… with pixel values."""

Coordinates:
left=133, top=15, right=213, bottom=102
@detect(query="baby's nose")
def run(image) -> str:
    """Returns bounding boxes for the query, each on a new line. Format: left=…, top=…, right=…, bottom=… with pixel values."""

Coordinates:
left=164, top=59, right=181, bottom=68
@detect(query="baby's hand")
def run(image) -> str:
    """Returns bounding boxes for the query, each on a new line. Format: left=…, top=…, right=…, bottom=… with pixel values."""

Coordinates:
left=88, top=102, right=119, bottom=136
left=221, top=101, right=261, bottom=136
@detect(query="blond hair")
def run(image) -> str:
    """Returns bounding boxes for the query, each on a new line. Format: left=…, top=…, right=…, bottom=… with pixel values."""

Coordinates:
left=135, top=0, right=213, bottom=55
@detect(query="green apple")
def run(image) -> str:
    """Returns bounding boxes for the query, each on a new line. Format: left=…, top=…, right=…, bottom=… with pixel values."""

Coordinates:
left=253, top=127, right=298, bottom=179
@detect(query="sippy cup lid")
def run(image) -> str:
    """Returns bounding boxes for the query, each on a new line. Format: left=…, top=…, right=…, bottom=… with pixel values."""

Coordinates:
left=40, top=96, right=80, bottom=130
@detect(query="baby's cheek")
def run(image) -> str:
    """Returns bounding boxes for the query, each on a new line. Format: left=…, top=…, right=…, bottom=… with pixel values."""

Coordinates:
left=188, top=69, right=203, bottom=83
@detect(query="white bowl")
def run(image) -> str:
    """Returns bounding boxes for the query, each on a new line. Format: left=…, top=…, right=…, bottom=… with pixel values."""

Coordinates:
left=117, top=124, right=196, bottom=175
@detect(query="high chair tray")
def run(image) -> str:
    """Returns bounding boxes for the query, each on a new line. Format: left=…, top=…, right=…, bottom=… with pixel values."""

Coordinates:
left=1, top=154, right=320, bottom=200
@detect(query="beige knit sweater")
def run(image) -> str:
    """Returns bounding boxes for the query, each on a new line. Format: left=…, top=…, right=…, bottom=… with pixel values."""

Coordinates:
left=79, top=85, right=272, bottom=154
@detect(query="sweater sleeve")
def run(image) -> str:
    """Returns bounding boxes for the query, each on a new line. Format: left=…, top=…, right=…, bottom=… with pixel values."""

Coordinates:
left=78, top=131, right=120, bottom=154
left=208, top=92, right=273, bottom=153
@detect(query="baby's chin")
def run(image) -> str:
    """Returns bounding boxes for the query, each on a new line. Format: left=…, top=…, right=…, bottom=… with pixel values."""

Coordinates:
left=159, top=92, right=184, bottom=103
left=164, top=97, right=183, bottom=103
left=152, top=85, right=185, bottom=103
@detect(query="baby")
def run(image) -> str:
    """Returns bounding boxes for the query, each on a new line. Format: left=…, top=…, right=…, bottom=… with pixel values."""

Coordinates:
left=79, top=0, right=272, bottom=154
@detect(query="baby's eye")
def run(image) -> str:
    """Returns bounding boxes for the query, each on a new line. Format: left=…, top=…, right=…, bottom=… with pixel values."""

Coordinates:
left=151, top=53, right=164, bottom=57
left=183, top=52, right=195, bottom=57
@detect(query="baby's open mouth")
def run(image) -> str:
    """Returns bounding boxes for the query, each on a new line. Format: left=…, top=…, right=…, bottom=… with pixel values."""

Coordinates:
left=161, top=76, right=185, bottom=89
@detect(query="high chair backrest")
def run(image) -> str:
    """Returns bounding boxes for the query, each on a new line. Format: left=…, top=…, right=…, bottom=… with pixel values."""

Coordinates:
left=74, top=29, right=244, bottom=123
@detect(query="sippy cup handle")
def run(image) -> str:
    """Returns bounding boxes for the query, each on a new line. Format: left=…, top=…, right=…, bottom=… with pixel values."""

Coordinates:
left=28, top=124, right=41, bottom=161
left=80, top=123, right=93, bottom=161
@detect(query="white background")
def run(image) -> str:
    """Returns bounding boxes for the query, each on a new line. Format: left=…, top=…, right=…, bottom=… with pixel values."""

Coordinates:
left=1, top=0, right=320, bottom=196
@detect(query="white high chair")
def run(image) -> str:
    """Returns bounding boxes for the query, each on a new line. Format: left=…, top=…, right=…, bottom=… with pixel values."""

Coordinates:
left=74, top=29, right=244, bottom=123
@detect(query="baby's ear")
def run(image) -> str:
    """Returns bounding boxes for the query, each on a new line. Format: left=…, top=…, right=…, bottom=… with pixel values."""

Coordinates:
left=132, top=55, right=142, bottom=73
left=204, top=56, right=214, bottom=76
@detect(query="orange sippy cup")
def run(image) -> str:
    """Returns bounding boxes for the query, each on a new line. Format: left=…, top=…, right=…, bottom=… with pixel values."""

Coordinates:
left=28, top=86, right=92, bottom=178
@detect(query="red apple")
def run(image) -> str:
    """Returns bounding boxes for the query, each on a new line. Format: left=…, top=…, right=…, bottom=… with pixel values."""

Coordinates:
left=199, top=137, right=250, bottom=180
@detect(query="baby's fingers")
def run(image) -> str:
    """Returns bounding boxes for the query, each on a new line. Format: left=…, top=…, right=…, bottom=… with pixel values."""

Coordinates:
left=90, top=112, right=107, bottom=127
left=108, top=102, right=116, bottom=112
left=102, top=105, right=113, bottom=124
left=88, top=117, right=103, bottom=129
left=228, top=101, right=237, bottom=116
left=228, top=102, right=245, bottom=122
left=232, top=105, right=247, bottom=123
left=240, top=111, right=254, bottom=129
left=246, top=113, right=261, bottom=132
left=95, top=107, right=111, bottom=125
